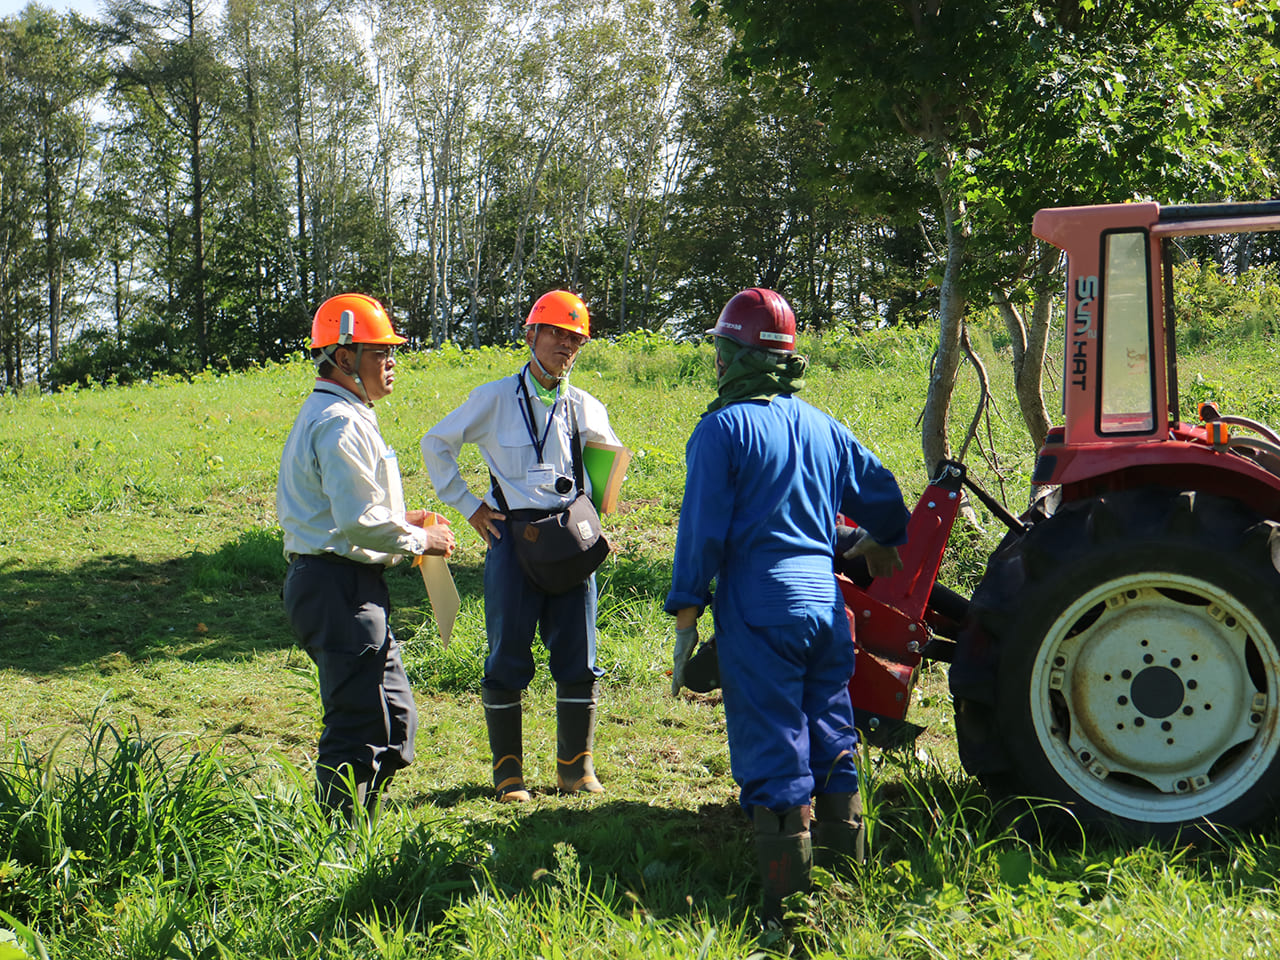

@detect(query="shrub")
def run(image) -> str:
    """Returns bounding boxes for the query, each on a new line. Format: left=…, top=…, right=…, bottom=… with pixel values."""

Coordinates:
left=1174, top=261, right=1280, bottom=350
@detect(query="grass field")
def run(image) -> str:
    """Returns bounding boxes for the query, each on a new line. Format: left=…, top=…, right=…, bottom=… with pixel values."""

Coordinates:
left=5, top=326, right=1280, bottom=958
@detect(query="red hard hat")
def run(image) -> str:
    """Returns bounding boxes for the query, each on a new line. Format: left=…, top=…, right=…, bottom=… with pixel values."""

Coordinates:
left=706, top=288, right=796, bottom=354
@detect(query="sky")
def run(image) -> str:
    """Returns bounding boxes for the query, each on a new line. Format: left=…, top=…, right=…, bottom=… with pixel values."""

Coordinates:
left=0, top=0, right=105, bottom=18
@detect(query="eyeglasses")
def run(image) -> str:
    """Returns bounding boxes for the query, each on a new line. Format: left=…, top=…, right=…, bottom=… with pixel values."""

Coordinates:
left=338, top=345, right=396, bottom=362
left=545, top=327, right=587, bottom=349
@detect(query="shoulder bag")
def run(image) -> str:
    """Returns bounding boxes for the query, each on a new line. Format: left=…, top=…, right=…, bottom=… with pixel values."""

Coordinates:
left=491, top=385, right=610, bottom=594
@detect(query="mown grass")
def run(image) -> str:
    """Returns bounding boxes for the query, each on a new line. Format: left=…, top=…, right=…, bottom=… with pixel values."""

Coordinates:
left=3, top=325, right=1280, bottom=957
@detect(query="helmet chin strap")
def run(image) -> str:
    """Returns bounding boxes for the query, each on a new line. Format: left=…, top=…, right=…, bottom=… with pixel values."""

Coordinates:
left=318, top=343, right=373, bottom=406
left=348, top=344, right=372, bottom=406
left=529, top=348, right=563, bottom=384
left=529, top=325, right=574, bottom=385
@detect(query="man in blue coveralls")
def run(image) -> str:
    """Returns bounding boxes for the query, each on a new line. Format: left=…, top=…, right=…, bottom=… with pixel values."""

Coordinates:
left=665, top=287, right=911, bottom=926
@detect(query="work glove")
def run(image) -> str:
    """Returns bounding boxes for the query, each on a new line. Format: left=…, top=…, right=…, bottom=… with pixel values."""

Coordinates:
left=672, top=625, right=698, bottom=697
left=842, top=536, right=904, bottom=580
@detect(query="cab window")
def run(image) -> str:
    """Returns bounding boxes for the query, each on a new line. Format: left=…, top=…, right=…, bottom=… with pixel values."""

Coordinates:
left=1099, top=230, right=1155, bottom=433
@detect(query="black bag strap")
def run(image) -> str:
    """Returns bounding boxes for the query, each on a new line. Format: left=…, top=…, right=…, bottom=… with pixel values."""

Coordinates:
left=490, top=471, right=511, bottom=514
left=568, top=397, right=585, bottom=493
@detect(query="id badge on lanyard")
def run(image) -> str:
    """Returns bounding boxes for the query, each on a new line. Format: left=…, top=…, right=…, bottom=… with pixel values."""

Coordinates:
left=527, top=463, right=557, bottom=487
left=519, top=372, right=563, bottom=490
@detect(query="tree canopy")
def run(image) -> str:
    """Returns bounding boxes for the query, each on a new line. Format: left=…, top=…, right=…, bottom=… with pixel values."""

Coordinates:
left=706, top=0, right=1280, bottom=470
left=1, top=0, right=1278, bottom=478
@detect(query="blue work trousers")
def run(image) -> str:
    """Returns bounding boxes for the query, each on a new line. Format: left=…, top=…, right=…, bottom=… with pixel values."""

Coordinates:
left=482, top=517, right=602, bottom=693
left=716, top=597, right=860, bottom=811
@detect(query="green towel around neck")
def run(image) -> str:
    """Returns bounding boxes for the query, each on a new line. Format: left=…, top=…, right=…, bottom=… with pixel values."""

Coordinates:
left=705, top=337, right=807, bottom=414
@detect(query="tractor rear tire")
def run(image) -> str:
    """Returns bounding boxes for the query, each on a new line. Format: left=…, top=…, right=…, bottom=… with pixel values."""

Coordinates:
left=953, top=488, right=1280, bottom=836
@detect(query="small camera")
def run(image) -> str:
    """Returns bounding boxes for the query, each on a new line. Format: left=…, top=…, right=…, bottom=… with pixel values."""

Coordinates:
left=554, top=476, right=573, bottom=495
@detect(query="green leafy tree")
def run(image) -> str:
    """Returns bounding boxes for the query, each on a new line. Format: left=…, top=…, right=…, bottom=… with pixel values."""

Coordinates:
left=708, top=0, right=1278, bottom=472
left=0, top=21, right=41, bottom=388
left=214, top=0, right=304, bottom=364
left=104, top=0, right=228, bottom=369
left=0, top=5, right=104, bottom=387
left=100, top=82, right=196, bottom=373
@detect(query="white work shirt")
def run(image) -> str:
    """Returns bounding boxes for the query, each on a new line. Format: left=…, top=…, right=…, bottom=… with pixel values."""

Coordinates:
left=421, top=365, right=620, bottom=518
left=277, top=379, right=429, bottom=565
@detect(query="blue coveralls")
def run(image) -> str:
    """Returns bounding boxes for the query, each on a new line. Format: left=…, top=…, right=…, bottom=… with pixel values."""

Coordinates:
left=665, top=395, right=910, bottom=812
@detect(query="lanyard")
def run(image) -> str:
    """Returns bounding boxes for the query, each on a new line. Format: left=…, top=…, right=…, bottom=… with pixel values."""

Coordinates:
left=517, top=365, right=559, bottom=462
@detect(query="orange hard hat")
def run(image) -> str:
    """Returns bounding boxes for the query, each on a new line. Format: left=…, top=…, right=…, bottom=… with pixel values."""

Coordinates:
left=310, top=293, right=407, bottom=349
left=524, top=290, right=590, bottom=339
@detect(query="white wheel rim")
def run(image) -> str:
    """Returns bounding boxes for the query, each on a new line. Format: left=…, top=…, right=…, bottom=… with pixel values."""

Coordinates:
left=1029, top=572, right=1280, bottom=822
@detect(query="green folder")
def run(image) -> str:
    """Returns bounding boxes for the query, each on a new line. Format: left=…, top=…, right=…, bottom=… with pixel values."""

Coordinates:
left=582, top=441, right=632, bottom=514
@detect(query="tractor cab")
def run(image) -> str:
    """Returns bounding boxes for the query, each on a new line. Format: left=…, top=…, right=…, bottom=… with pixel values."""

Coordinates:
left=837, top=199, right=1280, bottom=835
left=941, top=200, right=1280, bottom=835
left=1030, top=201, right=1280, bottom=515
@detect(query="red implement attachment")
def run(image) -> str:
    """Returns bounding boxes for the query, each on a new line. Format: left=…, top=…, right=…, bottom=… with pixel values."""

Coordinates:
left=844, top=465, right=964, bottom=720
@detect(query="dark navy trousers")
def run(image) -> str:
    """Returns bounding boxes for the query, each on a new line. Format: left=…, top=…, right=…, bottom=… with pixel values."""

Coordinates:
left=481, top=517, right=602, bottom=693
left=283, top=554, right=417, bottom=788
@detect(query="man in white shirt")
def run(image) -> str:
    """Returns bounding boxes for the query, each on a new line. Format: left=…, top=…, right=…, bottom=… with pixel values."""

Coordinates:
left=278, top=292, right=456, bottom=818
left=421, top=290, right=621, bottom=802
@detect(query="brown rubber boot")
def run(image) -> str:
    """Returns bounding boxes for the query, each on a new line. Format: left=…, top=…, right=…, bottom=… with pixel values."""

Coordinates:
left=482, top=687, right=530, bottom=803
left=753, top=804, right=813, bottom=927
left=555, top=681, right=605, bottom=794
left=813, top=791, right=865, bottom=874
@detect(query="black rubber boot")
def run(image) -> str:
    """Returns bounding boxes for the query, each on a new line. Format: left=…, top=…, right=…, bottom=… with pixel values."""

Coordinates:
left=482, top=687, right=530, bottom=802
left=753, top=804, right=813, bottom=927
left=315, top=762, right=375, bottom=822
left=813, top=791, right=865, bottom=874
left=556, top=681, right=604, bottom=794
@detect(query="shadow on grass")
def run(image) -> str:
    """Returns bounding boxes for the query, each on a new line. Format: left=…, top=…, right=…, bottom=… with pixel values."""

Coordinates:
left=381, top=764, right=1084, bottom=942
left=0, top=528, right=478, bottom=674
left=460, top=796, right=753, bottom=921
left=412, top=782, right=498, bottom=807
left=2, top=523, right=671, bottom=678
left=597, top=550, right=674, bottom=603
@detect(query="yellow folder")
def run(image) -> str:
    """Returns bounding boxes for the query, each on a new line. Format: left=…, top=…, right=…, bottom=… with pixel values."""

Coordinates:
left=415, top=513, right=460, bottom=647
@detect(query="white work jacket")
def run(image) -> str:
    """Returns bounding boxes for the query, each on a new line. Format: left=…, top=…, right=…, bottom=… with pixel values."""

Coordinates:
left=276, top=379, right=429, bottom=565
left=421, top=365, right=619, bottom=519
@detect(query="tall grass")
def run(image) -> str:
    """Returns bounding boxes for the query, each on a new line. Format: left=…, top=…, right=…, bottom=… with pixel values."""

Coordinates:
left=11, top=706, right=1280, bottom=958
left=6, top=328, right=1280, bottom=956
left=0, top=711, right=485, bottom=958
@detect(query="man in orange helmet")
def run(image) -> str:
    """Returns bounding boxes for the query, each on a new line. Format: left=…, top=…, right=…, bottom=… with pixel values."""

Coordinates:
left=421, top=290, right=622, bottom=802
left=277, top=292, right=456, bottom=819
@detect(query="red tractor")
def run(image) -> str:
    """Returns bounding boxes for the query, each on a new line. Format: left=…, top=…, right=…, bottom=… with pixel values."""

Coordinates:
left=843, top=200, right=1280, bottom=835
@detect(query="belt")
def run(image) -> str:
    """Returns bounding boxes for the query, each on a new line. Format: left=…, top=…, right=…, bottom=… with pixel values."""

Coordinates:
left=287, top=551, right=377, bottom=569
left=507, top=507, right=562, bottom=521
